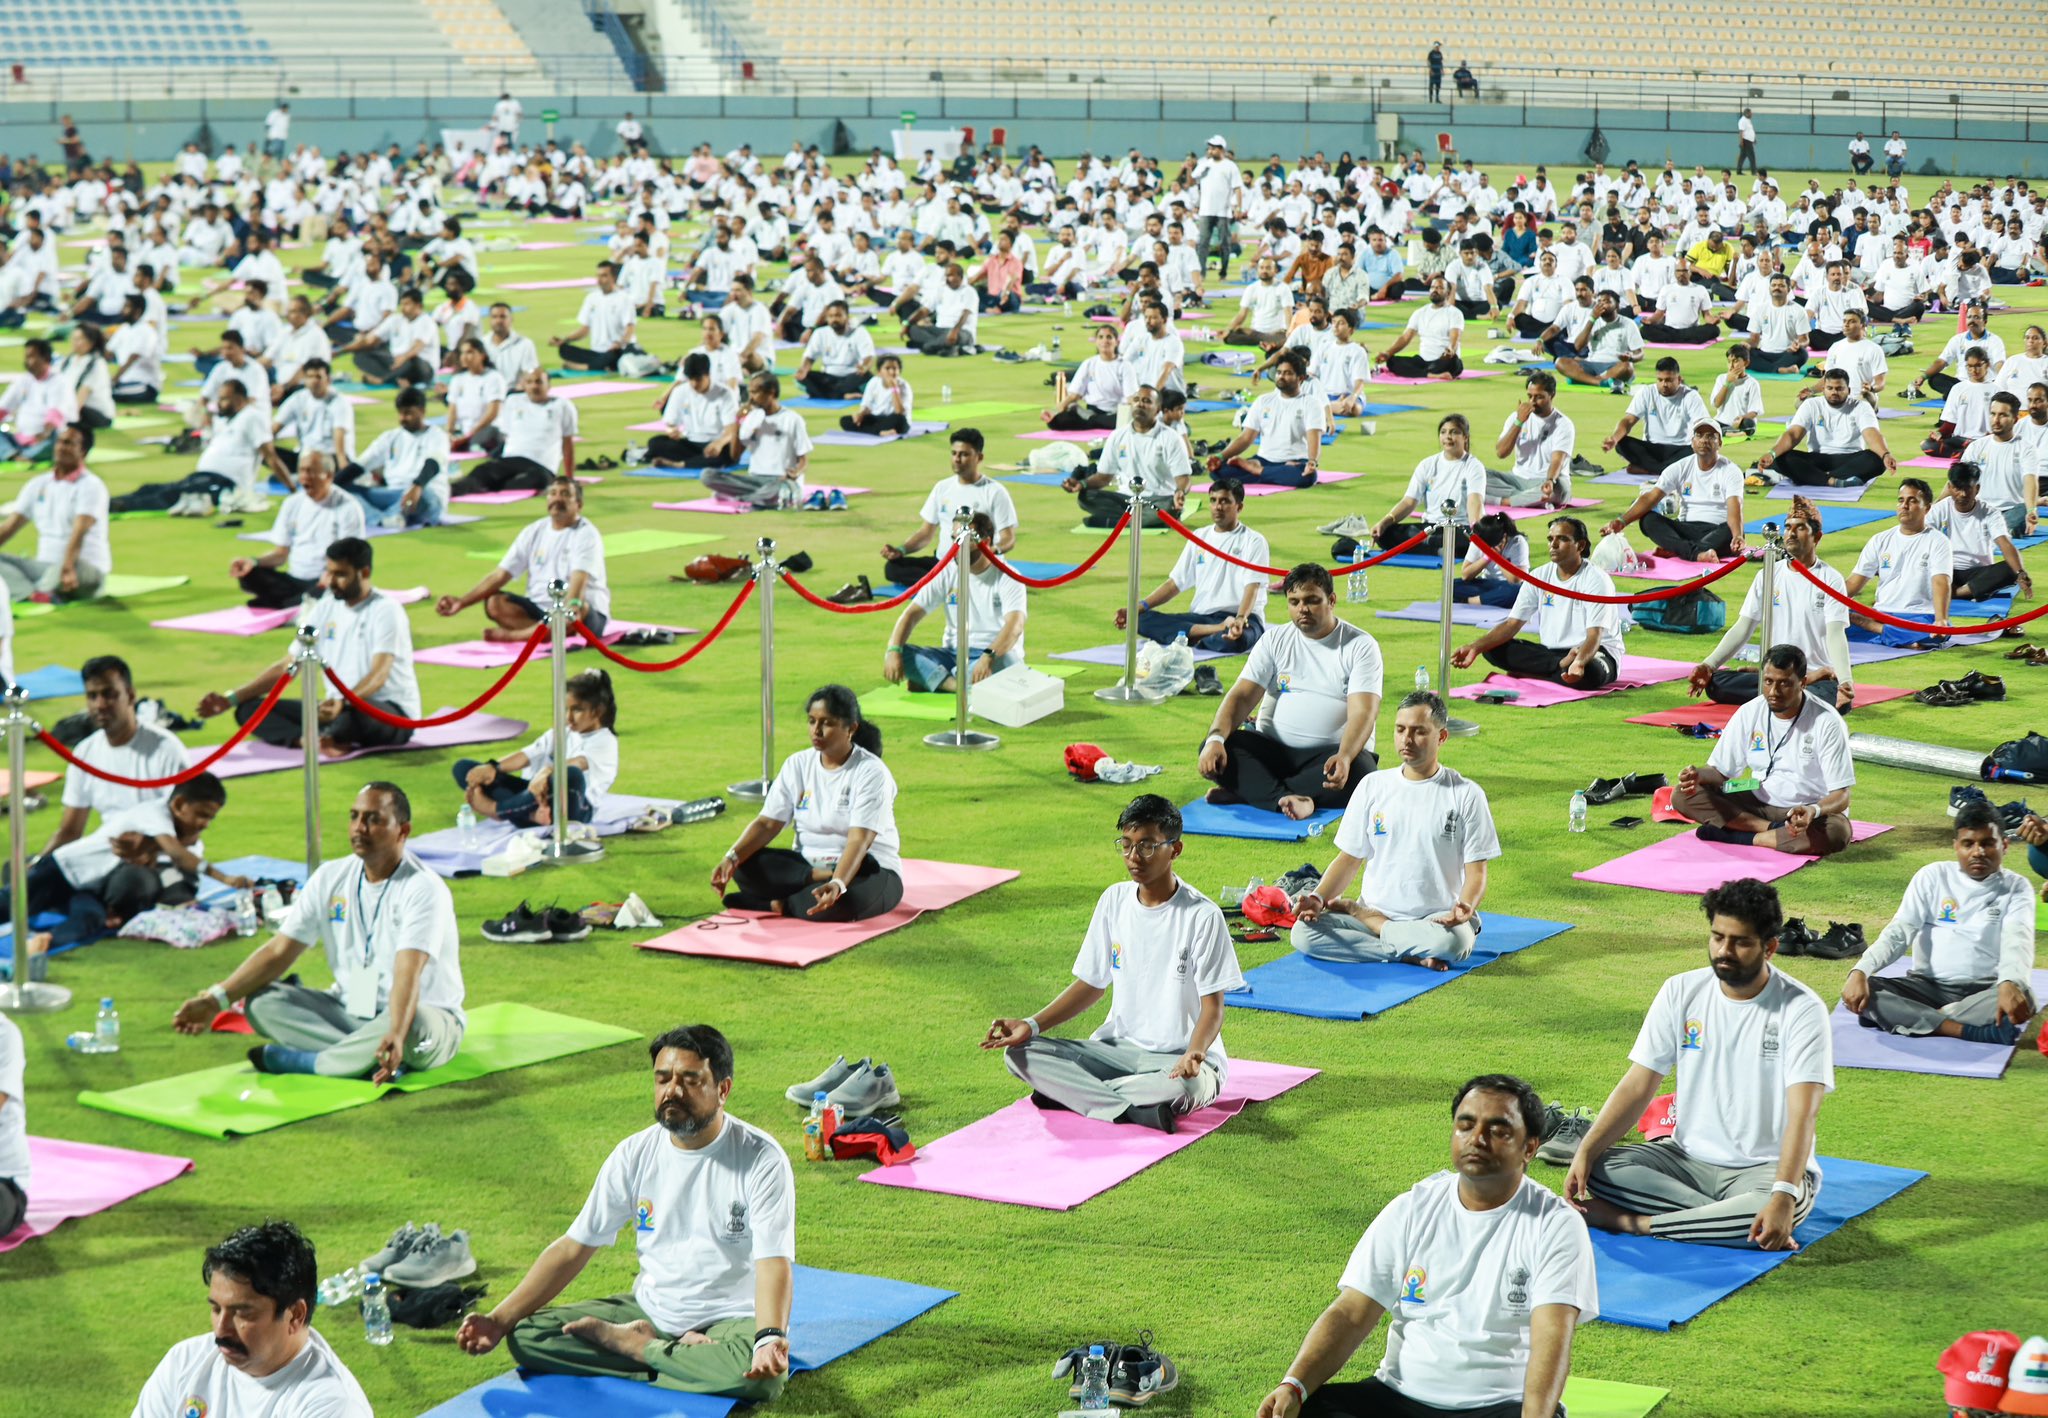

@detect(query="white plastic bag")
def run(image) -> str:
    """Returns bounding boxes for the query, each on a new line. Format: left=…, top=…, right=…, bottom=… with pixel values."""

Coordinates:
left=1590, top=531, right=1634, bottom=573
left=1135, top=636, right=1196, bottom=699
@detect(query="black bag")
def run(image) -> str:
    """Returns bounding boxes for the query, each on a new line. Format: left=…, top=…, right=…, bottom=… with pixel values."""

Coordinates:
left=389, top=1281, right=486, bottom=1329
left=1632, top=588, right=1725, bottom=635
left=1984, top=732, right=2048, bottom=782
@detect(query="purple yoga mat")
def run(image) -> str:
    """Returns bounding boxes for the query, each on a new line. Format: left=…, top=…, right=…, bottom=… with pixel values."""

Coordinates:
left=1449, top=654, right=1695, bottom=707
left=189, top=712, right=528, bottom=780
left=448, top=489, right=536, bottom=504
left=1901, top=454, right=1953, bottom=470
left=859, top=1060, right=1319, bottom=1209
left=363, top=513, right=485, bottom=540
left=1613, top=554, right=1729, bottom=583
left=512, top=241, right=578, bottom=251
left=1190, top=470, right=1362, bottom=497
left=1571, top=820, right=1894, bottom=894
left=409, top=794, right=680, bottom=876
left=1484, top=498, right=1599, bottom=520
left=1766, top=483, right=1872, bottom=502
left=1376, top=601, right=1511, bottom=628
left=1371, top=368, right=1512, bottom=385
left=811, top=423, right=947, bottom=446
left=0, top=1137, right=194, bottom=1253
left=1049, top=642, right=1233, bottom=666
left=1589, top=471, right=1656, bottom=486
left=499, top=277, right=597, bottom=291
left=1642, top=339, right=1724, bottom=350
left=413, top=620, right=684, bottom=668
left=652, top=486, right=867, bottom=515
left=151, top=586, right=429, bottom=636
left=1831, top=964, right=2048, bottom=1079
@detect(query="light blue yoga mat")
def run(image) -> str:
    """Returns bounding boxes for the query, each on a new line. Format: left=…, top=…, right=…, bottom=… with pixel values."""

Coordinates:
left=1226, top=916, right=1573, bottom=1019
left=1743, top=507, right=1891, bottom=534
left=1179, top=798, right=1341, bottom=841
left=14, top=664, right=85, bottom=700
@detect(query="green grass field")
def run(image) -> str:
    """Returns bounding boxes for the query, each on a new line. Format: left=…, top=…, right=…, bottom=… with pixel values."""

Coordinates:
left=5, top=161, right=2045, bottom=1417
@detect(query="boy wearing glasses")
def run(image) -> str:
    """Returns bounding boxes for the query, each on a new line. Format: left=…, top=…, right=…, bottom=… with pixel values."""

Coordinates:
left=980, top=795, right=1244, bottom=1134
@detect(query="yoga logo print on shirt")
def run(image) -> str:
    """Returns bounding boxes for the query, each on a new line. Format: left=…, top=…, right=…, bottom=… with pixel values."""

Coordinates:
left=635, top=1197, right=655, bottom=1233
left=1110, top=943, right=1124, bottom=970
left=1441, top=812, right=1458, bottom=839
left=1275, top=671, right=1292, bottom=696
left=1400, top=1265, right=1428, bottom=1304
left=181, top=1399, right=208, bottom=1418
left=724, top=1201, right=749, bottom=1238
left=1938, top=896, right=1959, bottom=923
left=1371, top=810, right=1388, bottom=838
left=1681, top=1017, right=1705, bottom=1050
left=328, top=896, right=347, bottom=925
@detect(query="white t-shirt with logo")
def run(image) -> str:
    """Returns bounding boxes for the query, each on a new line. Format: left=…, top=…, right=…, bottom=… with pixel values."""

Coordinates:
left=1402, top=302, right=1464, bottom=360
left=281, top=853, right=464, bottom=1024
left=1957, top=434, right=2030, bottom=513
left=15, top=468, right=112, bottom=575
left=911, top=559, right=1027, bottom=656
left=1333, top=766, right=1502, bottom=920
left=299, top=591, right=419, bottom=719
left=1501, top=409, right=1575, bottom=481
left=130, top=1329, right=371, bottom=1418
left=737, top=407, right=813, bottom=486
left=1708, top=694, right=1854, bottom=807
left=1338, top=1172, right=1599, bottom=1411
left=497, top=394, right=579, bottom=473
left=1654, top=453, right=1744, bottom=524
left=1246, top=390, right=1328, bottom=463
left=1237, top=279, right=1293, bottom=333
left=762, top=744, right=900, bottom=875
left=62, top=724, right=188, bottom=820
left=1867, top=861, right=2034, bottom=987
left=567, top=1118, right=796, bottom=1336
left=1735, top=557, right=1848, bottom=670
left=265, top=489, right=365, bottom=581
left=1789, top=394, right=1876, bottom=456
left=1628, top=965, right=1834, bottom=1174
left=499, top=516, right=610, bottom=620
left=1071, top=878, right=1245, bottom=1081
left=1168, top=522, right=1269, bottom=619
left=1508, top=561, right=1627, bottom=653
left=1241, top=618, right=1383, bottom=751
left=1403, top=453, right=1486, bottom=525
left=1852, top=525, right=1953, bottom=617
left=917, top=474, right=1017, bottom=536
left=1625, top=383, right=1712, bottom=444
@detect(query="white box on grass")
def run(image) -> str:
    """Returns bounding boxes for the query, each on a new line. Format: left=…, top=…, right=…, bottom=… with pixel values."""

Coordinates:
left=969, top=664, right=1065, bottom=727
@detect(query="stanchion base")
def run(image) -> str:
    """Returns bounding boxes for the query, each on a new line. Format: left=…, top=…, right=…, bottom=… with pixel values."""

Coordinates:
left=726, top=780, right=768, bottom=801
left=0, top=980, right=74, bottom=1013
left=538, top=839, right=606, bottom=865
left=923, top=729, right=1001, bottom=751
left=1446, top=717, right=1480, bottom=737
left=1093, top=684, right=1164, bottom=704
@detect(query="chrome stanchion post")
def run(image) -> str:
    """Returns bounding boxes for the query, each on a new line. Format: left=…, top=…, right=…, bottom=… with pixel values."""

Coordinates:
left=2, top=685, right=70, bottom=1012
left=1756, top=521, right=1781, bottom=659
left=293, top=624, right=323, bottom=872
left=925, top=510, right=1000, bottom=751
left=1096, top=475, right=1159, bottom=704
left=727, top=537, right=778, bottom=799
left=1436, top=499, right=1479, bottom=736
left=539, top=577, right=602, bottom=863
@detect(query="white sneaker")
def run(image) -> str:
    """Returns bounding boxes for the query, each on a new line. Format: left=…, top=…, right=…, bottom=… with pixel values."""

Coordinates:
left=224, top=490, right=271, bottom=515
left=1315, top=514, right=1376, bottom=538
left=1359, top=420, right=1377, bottom=437
left=481, top=831, right=545, bottom=878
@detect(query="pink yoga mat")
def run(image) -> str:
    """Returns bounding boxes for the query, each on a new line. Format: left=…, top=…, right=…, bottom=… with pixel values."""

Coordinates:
left=1625, top=685, right=1912, bottom=728
left=1190, top=470, right=1362, bottom=497
left=413, top=620, right=681, bottom=668
left=1, top=1137, right=194, bottom=1253
left=1372, top=368, right=1511, bottom=385
left=191, top=712, right=529, bottom=780
left=1902, top=454, right=1954, bottom=470
left=448, top=489, right=537, bottom=504
left=652, top=485, right=869, bottom=515
left=1612, top=553, right=1734, bottom=582
left=1449, top=654, right=1696, bottom=707
left=1483, top=498, right=1600, bottom=519
left=1572, top=820, right=1894, bottom=894
left=513, top=242, right=579, bottom=251
left=636, top=859, right=1018, bottom=967
left=548, top=380, right=657, bottom=401
left=151, top=587, right=429, bottom=637
left=860, top=1060, right=1319, bottom=1209
left=500, top=277, right=597, bottom=291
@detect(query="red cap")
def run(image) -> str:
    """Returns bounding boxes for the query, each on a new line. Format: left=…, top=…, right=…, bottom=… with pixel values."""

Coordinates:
left=1939, top=1331, right=2020, bottom=1410
left=1636, top=1093, right=1678, bottom=1140
left=1063, top=743, right=1106, bottom=781
left=1242, top=885, right=1297, bottom=929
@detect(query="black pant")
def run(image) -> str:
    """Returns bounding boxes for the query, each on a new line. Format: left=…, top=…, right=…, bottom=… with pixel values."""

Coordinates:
left=1747, top=346, right=1803, bottom=372
left=1304, top=1376, right=1559, bottom=1418
left=449, top=456, right=552, bottom=495
left=239, top=565, right=317, bottom=609
left=800, top=369, right=866, bottom=399
left=112, top=382, right=160, bottom=405
left=1869, top=301, right=1923, bottom=322
left=1208, top=729, right=1374, bottom=813
left=644, top=435, right=734, bottom=468
left=884, top=554, right=937, bottom=585
left=1047, top=404, right=1118, bottom=431
left=1775, top=448, right=1884, bottom=486
left=1383, top=353, right=1463, bottom=378
left=841, top=412, right=909, bottom=436
left=353, top=347, right=435, bottom=386
left=0, top=1176, right=22, bottom=1238
left=726, top=847, right=904, bottom=922
left=559, top=343, right=623, bottom=372
left=1614, top=435, right=1690, bottom=477
left=238, top=695, right=413, bottom=751
left=1955, top=562, right=2018, bottom=600
left=1454, top=298, right=1491, bottom=319
left=1368, top=522, right=1470, bottom=557
left=1482, top=639, right=1618, bottom=687
left=108, top=470, right=234, bottom=513
left=1513, top=313, right=1552, bottom=338
left=1737, top=139, right=1758, bottom=173
left=1926, top=371, right=1959, bottom=396
left=1709, top=669, right=1841, bottom=711
left=1641, top=509, right=1732, bottom=561
left=1652, top=322, right=1720, bottom=344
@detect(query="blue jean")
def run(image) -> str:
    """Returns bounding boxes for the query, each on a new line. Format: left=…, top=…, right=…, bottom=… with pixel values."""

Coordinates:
left=2030, top=843, right=2048, bottom=880
left=901, top=644, right=1019, bottom=693
left=1236, top=459, right=1313, bottom=488
left=1137, top=608, right=1264, bottom=655
left=1457, top=578, right=1521, bottom=608
left=452, top=758, right=591, bottom=826
left=348, top=482, right=446, bottom=527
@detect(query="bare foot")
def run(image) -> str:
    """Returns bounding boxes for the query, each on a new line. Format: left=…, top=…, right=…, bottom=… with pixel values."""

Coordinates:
left=1204, top=786, right=1238, bottom=803
left=1402, top=956, right=1453, bottom=972
left=482, top=626, right=530, bottom=643
left=1277, top=794, right=1316, bottom=820
left=529, top=801, right=552, bottom=826
left=563, top=1315, right=660, bottom=1359
left=1333, top=899, right=1389, bottom=934
left=1575, top=1194, right=1649, bottom=1237
left=25, top=931, right=52, bottom=959
left=317, top=737, right=351, bottom=759
left=466, top=785, right=498, bottom=818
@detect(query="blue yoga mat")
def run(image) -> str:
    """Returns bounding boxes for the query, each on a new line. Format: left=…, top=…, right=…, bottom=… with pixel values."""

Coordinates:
left=0, top=910, right=75, bottom=973
left=1590, top=1156, right=1926, bottom=1329
left=625, top=467, right=703, bottom=480
left=1185, top=398, right=1242, bottom=413
left=418, top=1265, right=957, bottom=1418
left=782, top=396, right=857, bottom=410
left=1179, top=798, right=1341, bottom=841
left=197, top=856, right=309, bottom=907
left=998, top=472, right=1076, bottom=488
left=2017, top=531, right=2048, bottom=551
left=1950, top=588, right=2016, bottom=620
left=1226, top=915, right=1574, bottom=1019
left=1743, top=507, right=1891, bottom=534
left=15, top=664, right=84, bottom=700
left=1375, top=553, right=1446, bottom=570
left=1008, top=559, right=1079, bottom=579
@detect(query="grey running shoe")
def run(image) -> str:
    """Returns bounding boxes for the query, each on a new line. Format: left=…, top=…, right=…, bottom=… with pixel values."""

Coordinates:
left=825, top=1061, right=902, bottom=1113
left=1536, top=1103, right=1593, bottom=1166
left=785, top=1055, right=866, bottom=1106
left=384, top=1227, right=477, bottom=1287
left=1315, top=514, right=1376, bottom=538
left=1111, top=1330, right=1181, bottom=1406
left=361, top=1220, right=429, bottom=1273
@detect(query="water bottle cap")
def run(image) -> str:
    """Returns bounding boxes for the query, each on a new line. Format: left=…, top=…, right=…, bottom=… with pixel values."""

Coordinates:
left=363, top=1270, right=380, bottom=1282
left=1089, top=1344, right=1105, bottom=1356
left=813, top=1091, right=829, bottom=1102
left=101, top=997, right=114, bottom=1007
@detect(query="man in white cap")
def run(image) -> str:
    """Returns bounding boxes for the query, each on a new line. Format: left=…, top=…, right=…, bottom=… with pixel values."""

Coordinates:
left=1602, top=417, right=1746, bottom=564
left=1191, top=137, right=1243, bottom=281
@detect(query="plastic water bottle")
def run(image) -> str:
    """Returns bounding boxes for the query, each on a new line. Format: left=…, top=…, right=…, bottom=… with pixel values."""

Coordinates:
left=1050, top=328, right=1062, bottom=356
left=318, top=1266, right=361, bottom=1310
left=941, top=384, right=953, bottom=405
left=1079, top=1345, right=1111, bottom=1410
left=456, top=802, right=479, bottom=849
left=235, top=890, right=261, bottom=937
left=671, top=796, right=727, bottom=824
left=1346, top=550, right=1368, bottom=604
left=361, top=1272, right=392, bottom=1346
left=1569, top=789, right=1588, bottom=834
left=1414, top=664, right=1431, bottom=692
left=95, top=998, right=120, bottom=1053
left=804, top=1091, right=829, bottom=1162
left=1985, top=765, right=2036, bottom=784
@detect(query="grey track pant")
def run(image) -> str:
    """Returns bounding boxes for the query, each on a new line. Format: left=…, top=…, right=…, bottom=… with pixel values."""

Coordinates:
left=1588, top=1137, right=1817, bottom=1247
left=1485, top=467, right=1572, bottom=508
left=245, top=981, right=464, bottom=1078
left=1862, top=972, right=2018, bottom=1035
left=1290, top=911, right=1476, bottom=966
left=1004, top=1035, right=1220, bottom=1122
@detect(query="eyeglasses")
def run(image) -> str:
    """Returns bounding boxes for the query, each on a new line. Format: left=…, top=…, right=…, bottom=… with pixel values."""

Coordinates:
left=1114, top=838, right=1180, bottom=859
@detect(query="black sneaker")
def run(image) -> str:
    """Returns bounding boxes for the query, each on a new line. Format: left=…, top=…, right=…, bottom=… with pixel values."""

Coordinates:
left=1536, top=1101, right=1592, bottom=1165
left=1777, top=917, right=1819, bottom=957
left=1570, top=454, right=1604, bottom=475
left=1995, top=799, right=2033, bottom=838
left=1582, top=776, right=1627, bottom=805
left=1110, top=1331, right=1181, bottom=1406
left=1808, top=921, right=1866, bottom=961
left=1949, top=784, right=1990, bottom=818
left=544, top=906, right=592, bottom=942
left=1192, top=665, right=1223, bottom=696
left=482, top=901, right=554, bottom=943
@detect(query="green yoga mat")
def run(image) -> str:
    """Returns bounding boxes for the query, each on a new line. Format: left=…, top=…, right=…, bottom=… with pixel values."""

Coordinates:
left=922, top=400, right=1033, bottom=420
left=1560, top=1377, right=1667, bottom=1418
left=859, top=663, right=1083, bottom=721
left=9, top=572, right=191, bottom=617
left=463, top=529, right=719, bottom=561
left=77, top=1002, right=639, bottom=1138
left=112, top=413, right=175, bottom=432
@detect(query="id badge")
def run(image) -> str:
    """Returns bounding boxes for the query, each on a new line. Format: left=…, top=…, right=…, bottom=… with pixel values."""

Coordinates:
left=1727, top=774, right=1759, bottom=793
left=342, top=964, right=378, bottom=1019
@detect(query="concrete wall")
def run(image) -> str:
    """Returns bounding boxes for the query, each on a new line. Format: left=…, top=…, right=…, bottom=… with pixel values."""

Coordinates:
left=5, top=92, right=2037, bottom=176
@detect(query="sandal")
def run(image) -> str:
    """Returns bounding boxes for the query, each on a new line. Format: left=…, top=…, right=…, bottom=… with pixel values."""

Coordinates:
left=626, top=806, right=671, bottom=833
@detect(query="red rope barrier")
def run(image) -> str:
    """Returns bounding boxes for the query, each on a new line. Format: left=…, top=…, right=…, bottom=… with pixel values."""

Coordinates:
left=1466, top=536, right=1751, bottom=604
left=1158, top=511, right=1431, bottom=577
left=1788, top=557, right=2048, bottom=635
left=575, top=579, right=754, bottom=672
left=324, top=624, right=548, bottom=728
left=978, top=513, right=1129, bottom=587
left=38, top=669, right=297, bottom=787
left=781, top=542, right=960, bottom=615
